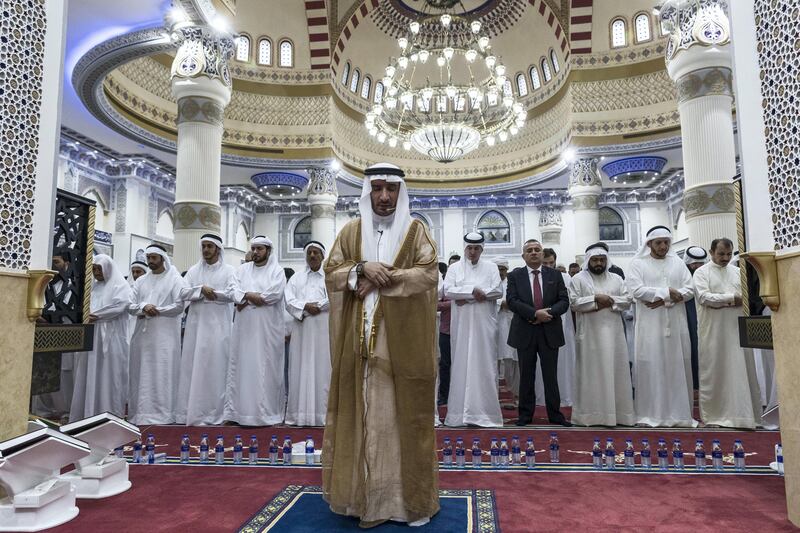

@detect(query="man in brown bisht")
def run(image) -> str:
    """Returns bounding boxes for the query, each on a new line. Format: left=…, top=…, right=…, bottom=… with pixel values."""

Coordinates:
left=323, top=162, right=440, bottom=528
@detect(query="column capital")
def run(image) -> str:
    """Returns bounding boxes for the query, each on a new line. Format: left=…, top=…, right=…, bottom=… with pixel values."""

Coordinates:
left=660, top=0, right=731, bottom=73
left=170, top=24, right=235, bottom=89
left=538, top=205, right=563, bottom=244
left=306, top=167, right=339, bottom=198
left=568, top=157, right=602, bottom=200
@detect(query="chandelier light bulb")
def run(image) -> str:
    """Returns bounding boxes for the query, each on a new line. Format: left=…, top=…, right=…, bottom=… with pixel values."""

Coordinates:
left=470, top=20, right=482, bottom=34
left=495, top=64, right=506, bottom=76
left=445, top=85, right=457, bottom=98
left=418, top=49, right=430, bottom=63
left=467, top=86, right=480, bottom=99
left=385, top=97, right=397, bottom=109
left=398, top=37, right=408, bottom=50
left=400, top=92, right=413, bottom=105
left=440, top=14, right=452, bottom=27
left=465, top=49, right=478, bottom=62
left=478, top=36, right=490, bottom=50
left=366, top=112, right=376, bottom=121
left=382, top=76, right=392, bottom=86
left=410, top=21, right=420, bottom=34
left=503, top=96, right=513, bottom=107
left=388, top=136, right=398, bottom=148
left=421, top=87, right=434, bottom=100
left=486, top=135, right=496, bottom=146
left=373, top=104, right=383, bottom=115
left=369, top=128, right=377, bottom=136
left=398, top=56, right=409, bottom=69
left=410, top=53, right=419, bottom=63
left=495, top=75, right=506, bottom=86
left=388, top=86, right=398, bottom=96
left=512, top=102, right=523, bottom=113
left=510, top=125, right=519, bottom=135
left=499, top=131, right=508, bottom=142
left=484, top=55, right=496, bottom=68
left=377, top=132, right=387, bottom=143
left=385, top=65, right=396, bottom=78
left=436, top=56, right=446, bottom=67
left=515, top=118, right=525, bottom=127
left=443, top=47, right=455, bottom=60
left=403, top=141, right=412, bottom=150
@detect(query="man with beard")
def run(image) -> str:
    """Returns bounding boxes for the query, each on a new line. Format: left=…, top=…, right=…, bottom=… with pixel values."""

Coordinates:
left=323, top=163, right=439, bottom=528
left=694, top=238, right=761, bottom=428
left=683, top=245, right=708, bottom=391
left=627, top=226, right=695, bottom=427
left=70, top=254, right=131, bottom=421
left=568, top=243, right=635, bottom=426
left=128, top=244, right=187, bottom=424
left=224, top=235, right=286, bottom=425
left=444, top=233, right=504, bottom=427
left=176, top=234, right=237, bottom=425
left=284, top=241, right=331, bottom=426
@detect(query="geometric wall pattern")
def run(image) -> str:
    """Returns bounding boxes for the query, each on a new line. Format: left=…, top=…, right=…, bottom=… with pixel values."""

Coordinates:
left=753, top=0, right=800, bottom=249
left=0, top=0, right=46, bottom=269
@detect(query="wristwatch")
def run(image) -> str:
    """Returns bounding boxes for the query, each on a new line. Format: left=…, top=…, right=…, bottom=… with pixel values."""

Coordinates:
left=355, top=261, right=366, bottom=277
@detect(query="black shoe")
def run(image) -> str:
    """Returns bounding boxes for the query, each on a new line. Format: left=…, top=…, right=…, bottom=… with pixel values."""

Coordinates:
left=515, top=419, right=531, bottom=426
left=549, top=417, right=572, bottom=427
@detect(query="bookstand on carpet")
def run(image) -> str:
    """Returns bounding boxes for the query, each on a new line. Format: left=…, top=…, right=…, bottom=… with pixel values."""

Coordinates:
left=0, top=428, right=90, bottom=532
left=59, top=413, right=140, bottom=499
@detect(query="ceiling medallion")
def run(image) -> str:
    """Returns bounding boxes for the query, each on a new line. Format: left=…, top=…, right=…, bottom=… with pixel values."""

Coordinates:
left=365, top=6, right=526, bottom=164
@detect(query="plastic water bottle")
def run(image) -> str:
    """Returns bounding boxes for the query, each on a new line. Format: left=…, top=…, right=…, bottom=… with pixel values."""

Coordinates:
left=132, top=437, right=142, bottom=463
left=490, top=438, right=500, bottom=467
left=511, top=436, right=521, bottom=466
left=442, top=437, right=453, bottom=467
left=640, top=439, right=652, bottom=469
left=233, top=435, right=243, bottom=464
left=624, top=439, right=635, bottom=470
left=694, top=440, right=706, bottom=471
left=114, top=446, right=124, bottom=459
left=305, top=436, right=315, bottom=465
left=657, top=438, right=669, bottom=470
left=549, top=433, right=560, bottom=463
left=592, top=438, right=602, bottom=469
left=604, top=438, right=616, bottom=470
left=215, top=435, right=225, bottom=465
left=525, top=437, right=536, bottom=469
left=733, top=440, right=746, bottom=471
left=180, top=434, right=190, bottom=463
left=672, top=439, right=684, bottom=470
left=471, top=438, right=482, bottom=468
left=248, top=435, right=259, bottom=465
left=777, top=444, right=784, bottom=476
left=199, top=434, right=209, bottom=464
left=145, top=434, right=156, bottom=464
left=282, top=436, right=293, bottom=465
left=455, top=437, right=466, bottom=467
left=499, top=438, right=509, bottom=468
left=711, top=439, right=724, bottom=471
left=269, top=435, right=279, bottom=464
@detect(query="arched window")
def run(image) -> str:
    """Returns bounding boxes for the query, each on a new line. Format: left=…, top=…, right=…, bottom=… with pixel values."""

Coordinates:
left=350, top=69, right=360, bottom=93
left=516, top=73, right=528, bottom=96
left=235, top=34, right=250, bottom=62
left=235, top=222, right=249, bottom=251
left=156, top=211, right=174, bottom=240
left=341, top=62, right=350, bottom=86
left=373, top=81, right=384, bottom=103
left=635, top=13, right=652, bottom=43
left=550, top=49, right=560, bottom=73
left=541, top=58, right=552, bottom=82
left=257, top=38, right=272, bottom=65
left=360, top=76, right=371, bottom=99
left=530, top=66, right=542, bottom=90
left=279, top=39, right=293, bottom=67
left=476, top=210, right=511, bottom=244
left=502, top=79, right=513, bottom=98
left=598, top=207, right=625, bottom=241
left=611, top=18, right=627, bottom=48
left=411, top=212, right=430, bottom=229
left=293, top=216, right=312, bottom=249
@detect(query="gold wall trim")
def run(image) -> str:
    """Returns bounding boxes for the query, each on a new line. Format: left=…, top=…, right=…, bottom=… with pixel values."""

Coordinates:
left=33, top=324, right=93, bottom=353
left=26, top=270, right=54, bottom=322
left=742, top=251, right=780, bottom=312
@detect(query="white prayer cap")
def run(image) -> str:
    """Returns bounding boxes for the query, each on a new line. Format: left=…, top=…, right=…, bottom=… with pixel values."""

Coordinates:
left=634, top=225, right=674, bottom=259
left=250, top=235, right=273, bottom=248
left=364, top=162, right=405, bottom=182
left=684, top=245, right=708, bottom=265
left=464, top=232, right=485, bottom=248
left=145, top=243, right=172, bottom=271
left=493, top=257, right=509, bottom=268
left=303, top=240, right=326, bottom=256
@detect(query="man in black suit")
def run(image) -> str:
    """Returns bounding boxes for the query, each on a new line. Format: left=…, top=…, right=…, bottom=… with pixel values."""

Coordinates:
left=506, top=239, right=571, bottom=426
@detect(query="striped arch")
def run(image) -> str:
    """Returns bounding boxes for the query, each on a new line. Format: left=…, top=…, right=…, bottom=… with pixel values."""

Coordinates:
left=332, top=0, right=569, bottom=71
left=304, top=0, right=331, bottom=70
left=568, top=0, right=594, bottom=54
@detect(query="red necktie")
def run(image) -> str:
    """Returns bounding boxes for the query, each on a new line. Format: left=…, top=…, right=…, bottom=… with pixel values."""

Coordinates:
left=532, top=270, right=543, bottom=310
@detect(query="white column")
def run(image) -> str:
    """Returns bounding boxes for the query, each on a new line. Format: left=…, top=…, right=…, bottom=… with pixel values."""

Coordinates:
left=169, top=25, right=233, bottom=271
left=662, top=0, right=738, bottom=248
left=568, top=158, right=602, bottom=261
left=306, top=168, right=339, bottom=251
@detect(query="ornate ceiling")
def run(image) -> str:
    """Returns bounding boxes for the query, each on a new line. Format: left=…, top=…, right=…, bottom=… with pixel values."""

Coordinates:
left=69, top=0, right=682, bottom=193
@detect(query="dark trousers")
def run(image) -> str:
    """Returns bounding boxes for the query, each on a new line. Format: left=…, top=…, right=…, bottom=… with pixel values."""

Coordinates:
left=438, top=333, right=451, bottom=404
left=517, top=327, right=564, bottom=423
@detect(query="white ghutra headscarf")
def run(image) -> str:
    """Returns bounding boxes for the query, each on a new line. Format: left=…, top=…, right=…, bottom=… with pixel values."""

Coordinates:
left=633, top=225, right=677, bottom=260
left=683, top=245, right=708, bottom=265
left=358, top=162, right=411, bottom=263
left=92, top=254, right=131, bottom=310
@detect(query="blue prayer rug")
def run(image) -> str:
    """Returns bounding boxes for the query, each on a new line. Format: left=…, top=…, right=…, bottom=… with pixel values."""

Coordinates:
left=238, top=485, right=499, bottom=533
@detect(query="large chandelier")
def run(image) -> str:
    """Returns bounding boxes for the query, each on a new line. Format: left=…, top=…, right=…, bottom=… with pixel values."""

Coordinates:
left=365, top=6, right=526, bottom=164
